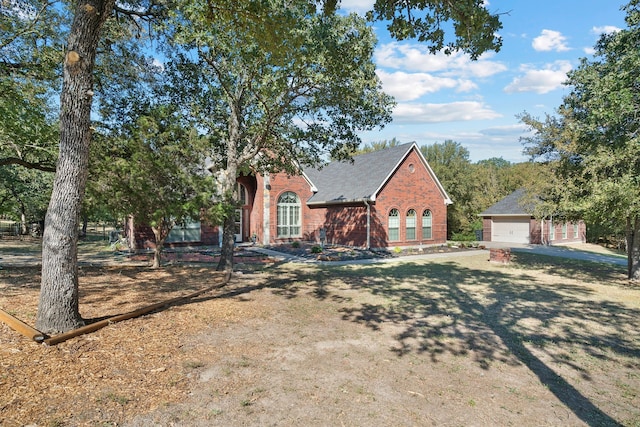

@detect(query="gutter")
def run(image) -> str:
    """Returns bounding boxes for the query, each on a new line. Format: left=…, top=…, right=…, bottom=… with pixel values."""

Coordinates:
left=306, top=197, right=372, bottom=207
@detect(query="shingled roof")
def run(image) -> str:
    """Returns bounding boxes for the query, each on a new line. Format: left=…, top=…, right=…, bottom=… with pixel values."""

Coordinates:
left=479, top=189, right=536, bottom=216
left=303, top=142, right=451, bottom=206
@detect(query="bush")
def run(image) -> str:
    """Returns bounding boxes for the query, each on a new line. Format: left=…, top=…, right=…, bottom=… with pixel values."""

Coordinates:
left=451, top=231, right=475, bottom=241
left=291, top=241, right=301, bottom=248
left=311, top=245, right=323, bottom=253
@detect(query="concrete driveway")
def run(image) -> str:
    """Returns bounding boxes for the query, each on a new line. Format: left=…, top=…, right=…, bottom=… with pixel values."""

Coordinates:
left=482, top=242, right=627, bottom=266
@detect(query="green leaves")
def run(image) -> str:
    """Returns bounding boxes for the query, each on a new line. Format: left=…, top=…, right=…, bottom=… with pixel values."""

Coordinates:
left=165, top=0, right=394, bottom=176
left=368, top=0, right=503, bottom=59
left=88, top=103, right=214, bottom=233
left=520, top=0, right=640, bottom=278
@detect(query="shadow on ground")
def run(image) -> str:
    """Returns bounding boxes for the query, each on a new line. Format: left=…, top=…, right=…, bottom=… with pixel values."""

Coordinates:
left=260, top=252, right=637, bottom=427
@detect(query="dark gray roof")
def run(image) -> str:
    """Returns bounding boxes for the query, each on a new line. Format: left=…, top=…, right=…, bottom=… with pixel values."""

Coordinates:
left=479, top=189, right=536, bottom=216
left=304, top=142, right=447, bottom=205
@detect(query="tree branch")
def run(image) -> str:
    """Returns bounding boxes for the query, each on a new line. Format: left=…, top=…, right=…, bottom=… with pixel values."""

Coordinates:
left=0, top=1, right=56, bottom=51
left=0, top=157, right=56, bottom=172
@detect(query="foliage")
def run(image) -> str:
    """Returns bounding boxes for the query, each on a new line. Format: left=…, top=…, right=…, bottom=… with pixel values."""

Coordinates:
left=421, top=140, right=479, bottom=238
left=351, top=138, right=403, bottom=156
left=27, top=0, right=506, bottom=330
left=520, top=0, right=640, bottom=280
left=162, top=0, right=395, bottom=271
left=0, top=0, right=63, bottom=172
left=0, top=165, right=52, bottom=227
left=89, top=103, right=214, bottom=267
left=367, top=0, right=503, bottom=59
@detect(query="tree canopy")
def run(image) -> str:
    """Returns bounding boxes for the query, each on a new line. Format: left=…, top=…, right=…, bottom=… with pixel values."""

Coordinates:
left=162, top=0, right=396, bottom=271
left=12, top=0, right=507, bottom=332
left=90, top=103, right=213, bottom=268
left=520, top=0, right=640, bottom=280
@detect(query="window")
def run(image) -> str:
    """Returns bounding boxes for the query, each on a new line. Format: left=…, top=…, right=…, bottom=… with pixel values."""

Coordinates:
left=562, top=223, right=567, bottom=239
left=573, top=223, right=579, bottom=238
left=236, top=183, right=247, bottom=205
left=388, top=209, right=399, bottom=241
left=166, top=221, right=201, bottom=243
left=406, top=209, right=416, bottom=240
left=422, top=209, right=432, bottom=240
left=549, top=220, right=555, bottom=241
left=277, top=192, right=300, bottom=237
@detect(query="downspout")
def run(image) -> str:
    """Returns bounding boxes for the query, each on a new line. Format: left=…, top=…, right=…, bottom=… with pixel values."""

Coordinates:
left=364, top=199, right=371, bottom=250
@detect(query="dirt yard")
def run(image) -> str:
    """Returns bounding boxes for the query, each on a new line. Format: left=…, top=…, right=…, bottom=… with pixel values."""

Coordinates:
left=1, top=246, right=639, bottom=426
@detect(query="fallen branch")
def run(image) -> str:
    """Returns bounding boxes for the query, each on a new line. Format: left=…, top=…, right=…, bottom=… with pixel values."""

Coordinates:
left=0, top=309, right=45, bottom=342
left=44, top=278, right=230, bottom=346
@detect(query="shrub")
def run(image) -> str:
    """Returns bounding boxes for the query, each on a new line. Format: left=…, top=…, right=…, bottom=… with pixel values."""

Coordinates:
left=291, top=241, right=301, bottom=248
left=311, top=245, right=323, bottom=253
left=451, top=231, right=475, bottom=241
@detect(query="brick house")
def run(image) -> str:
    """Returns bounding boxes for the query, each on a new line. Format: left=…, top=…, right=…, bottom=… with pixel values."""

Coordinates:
left=131, top=142, right=452, bottom=249
left=479, top=189, right=586, bottom=245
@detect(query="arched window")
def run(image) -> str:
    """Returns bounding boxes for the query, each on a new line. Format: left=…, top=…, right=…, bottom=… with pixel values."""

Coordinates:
left=422, top=209, right=432, bottom=240
left=406, top=209, right=416, bottom=240
left=388, top=209, right=399, bottom=241
left=277, top=192, right=301, bottom=237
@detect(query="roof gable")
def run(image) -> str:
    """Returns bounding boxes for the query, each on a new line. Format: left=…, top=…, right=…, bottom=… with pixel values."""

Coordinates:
left=479, top=189, right=536, bottom=217
left=304, top=142, right=451, bottom=206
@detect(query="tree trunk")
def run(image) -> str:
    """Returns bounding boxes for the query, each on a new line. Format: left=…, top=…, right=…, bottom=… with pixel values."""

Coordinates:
left=20, top=211, right=27, bottom=235
left=628, top=216, right=640, bottom=282
left=80, top=215, right=88, bottom=238
left=216, top=212, right=235, bottom=273
left=36, top=0, right=114, bottom=334
left=151, top=226, right=165, bottom=269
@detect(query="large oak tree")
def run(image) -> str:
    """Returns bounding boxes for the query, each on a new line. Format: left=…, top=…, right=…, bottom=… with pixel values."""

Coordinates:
left=520, top=0, right=640, bottom=281
left=32, top=0, right=504, bottom=332
left=164, top=0, right=395, bottom=272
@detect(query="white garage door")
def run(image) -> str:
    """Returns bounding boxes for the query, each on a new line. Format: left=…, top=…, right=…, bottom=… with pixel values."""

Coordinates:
left=491, top=217, right=530, bottom=244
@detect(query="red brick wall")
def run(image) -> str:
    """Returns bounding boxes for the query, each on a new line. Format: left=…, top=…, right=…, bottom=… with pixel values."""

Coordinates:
left=267, top=172, right=318, bottom=244
left=543, top=219, right=586, bottom=245
left=130, top=212, right=220, bottom=250
left=530, top=219, right=542, bottom=244
left=258, top=148, right=448, bottom=248
left=482, top=218, right=492, bottom=242
left=373, top=149, right=448, bottom=246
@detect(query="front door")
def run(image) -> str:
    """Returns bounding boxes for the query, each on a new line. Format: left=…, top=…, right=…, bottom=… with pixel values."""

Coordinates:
left=234, top=209, right=242, bottom=242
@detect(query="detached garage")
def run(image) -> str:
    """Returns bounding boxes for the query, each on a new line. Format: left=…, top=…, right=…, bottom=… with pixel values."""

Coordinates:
left=479, top=189, right=586, bottom=245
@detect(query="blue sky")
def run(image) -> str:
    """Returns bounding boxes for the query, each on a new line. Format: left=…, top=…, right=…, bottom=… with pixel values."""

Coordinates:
left=341, top=0, right=629, bottom=162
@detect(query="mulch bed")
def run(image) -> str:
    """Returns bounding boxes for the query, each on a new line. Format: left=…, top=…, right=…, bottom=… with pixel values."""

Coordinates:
left=125, top=247, right=275, bottom=265
left=266, top=242, right=483, bottom=261
left=121, top=242, right=485, bottom=265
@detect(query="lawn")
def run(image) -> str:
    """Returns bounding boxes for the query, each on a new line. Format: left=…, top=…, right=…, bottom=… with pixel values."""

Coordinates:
left=0, top=245, right=638, bottom=426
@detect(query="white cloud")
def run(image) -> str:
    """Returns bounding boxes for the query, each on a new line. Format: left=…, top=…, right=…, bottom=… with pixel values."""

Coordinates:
left=532, top=29, right=570, bottom=52
left=591, top=25, right=622, bottom=35
left=392, top=101, right=502, bottom=124
left=375, top=42, right=507, bottom=78
left=150, top=57, right=165, bottom=71
left=377, top=70, right=477, bottom=101
left=339, top=0, right=374, bottom=14
left=504, top=60, right=572, bottom=94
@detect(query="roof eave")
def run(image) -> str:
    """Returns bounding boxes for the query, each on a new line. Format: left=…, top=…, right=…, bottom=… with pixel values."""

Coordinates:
left=307, top=197, right=372, bottom=207
left=478, top=213, right=532, bottom=217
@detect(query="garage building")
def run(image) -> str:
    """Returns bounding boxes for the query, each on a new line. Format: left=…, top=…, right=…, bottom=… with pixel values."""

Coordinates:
left=479, top=189, right=585, bottom=245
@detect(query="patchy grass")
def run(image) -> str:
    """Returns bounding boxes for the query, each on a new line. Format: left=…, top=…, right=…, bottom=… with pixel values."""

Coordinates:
left=1, top=243, right=638, bottom=426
